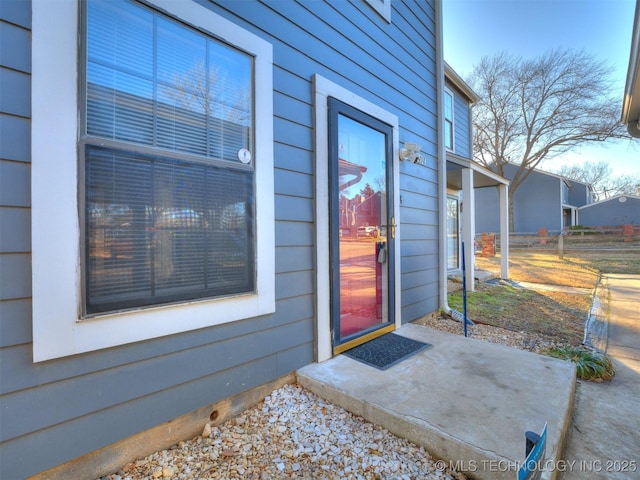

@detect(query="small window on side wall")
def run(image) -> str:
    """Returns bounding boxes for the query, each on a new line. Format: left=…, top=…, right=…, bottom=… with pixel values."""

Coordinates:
left=444, top=89, right=454, bottom=151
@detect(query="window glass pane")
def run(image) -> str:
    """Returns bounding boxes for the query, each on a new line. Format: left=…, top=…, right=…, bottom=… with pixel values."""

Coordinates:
left=87, top=0, right=154, bottom=77
left=86, top=0, right=253, bottom=164
left=447, top=196, right=459, bottom=269
left=156, top=17, right=206, bottom=87
left=445, top=121, right=453, bottom=149
left=444, top=92, right=453, bottom=120
left=84, top=0, right=258, bottom=314
left=155, top=16, right=209, bottom=155
left=208, top=42, right=253, bottom=162
left=87, top=0, right=155, bottom=143
left=85, top=145, right=255, bottom=314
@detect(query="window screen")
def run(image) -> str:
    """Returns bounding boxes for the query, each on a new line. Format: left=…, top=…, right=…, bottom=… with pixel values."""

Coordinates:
left=84, top=0, right=255, bottom=314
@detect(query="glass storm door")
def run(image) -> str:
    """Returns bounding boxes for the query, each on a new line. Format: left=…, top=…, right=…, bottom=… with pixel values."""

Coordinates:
left=328, top=98, right=395, bottom=354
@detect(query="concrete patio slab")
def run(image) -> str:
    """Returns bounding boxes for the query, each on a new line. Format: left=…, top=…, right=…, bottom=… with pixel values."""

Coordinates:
left=298, top=323, right=576, bottom=480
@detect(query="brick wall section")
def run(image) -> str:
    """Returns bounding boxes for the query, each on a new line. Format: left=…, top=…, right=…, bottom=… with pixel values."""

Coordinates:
left=623, top=224, right=634, bottom=242
left=481, top=233, right=495, bottom=257
left=539, top=227, right=548, bottom=244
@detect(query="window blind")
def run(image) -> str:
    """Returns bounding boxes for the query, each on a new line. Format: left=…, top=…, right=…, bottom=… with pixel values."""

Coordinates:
left=84, top=0, right=256, bottom=314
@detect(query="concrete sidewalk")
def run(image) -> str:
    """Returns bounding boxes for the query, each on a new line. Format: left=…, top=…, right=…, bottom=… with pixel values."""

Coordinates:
left=560, top=274, right=640, bottom=480
left=298, top=323, right=576, bottom=480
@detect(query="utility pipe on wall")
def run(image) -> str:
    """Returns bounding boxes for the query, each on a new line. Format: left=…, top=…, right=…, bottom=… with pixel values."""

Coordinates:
left=435, top=0, right=452, bottom=316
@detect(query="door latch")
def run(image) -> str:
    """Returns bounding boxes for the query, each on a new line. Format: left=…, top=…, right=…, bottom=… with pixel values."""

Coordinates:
left=390, top=217, right=396, bottom=239
left=377, top=243, right=387, bottom=263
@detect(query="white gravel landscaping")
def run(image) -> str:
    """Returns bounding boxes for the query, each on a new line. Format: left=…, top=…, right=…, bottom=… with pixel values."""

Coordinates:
left=98, top=383, right=467, bottom=480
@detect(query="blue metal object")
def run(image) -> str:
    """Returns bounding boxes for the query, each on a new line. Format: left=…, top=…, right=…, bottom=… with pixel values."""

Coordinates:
left=449, top=241, right=474, bottom=331
left=518, top=422, right=547, bottom=480
left=462, top=241, right=468, bottom=337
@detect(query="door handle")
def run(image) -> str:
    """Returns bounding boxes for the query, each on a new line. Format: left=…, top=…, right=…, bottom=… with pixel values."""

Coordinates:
left=390, top=217, right=396, bottom=239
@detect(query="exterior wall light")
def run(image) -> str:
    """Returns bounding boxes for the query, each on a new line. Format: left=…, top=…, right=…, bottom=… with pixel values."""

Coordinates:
left=400, top=142, right=422, bottom=163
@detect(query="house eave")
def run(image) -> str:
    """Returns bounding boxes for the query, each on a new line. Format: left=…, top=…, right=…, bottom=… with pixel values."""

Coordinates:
left=444, top=62, right=479, bottom=104
left=622, top=0, right=640, bottom=138
left=446, top=152, right=509, bottom=189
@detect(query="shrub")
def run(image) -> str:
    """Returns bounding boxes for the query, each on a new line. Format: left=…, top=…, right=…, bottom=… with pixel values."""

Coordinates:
left=545, top=346, right=615, bottom=381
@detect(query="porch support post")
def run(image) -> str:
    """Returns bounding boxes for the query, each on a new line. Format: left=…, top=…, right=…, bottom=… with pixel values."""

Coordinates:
left=499, top=183, right=509, bottom=279
left=461, top=167, right=475, bottom=292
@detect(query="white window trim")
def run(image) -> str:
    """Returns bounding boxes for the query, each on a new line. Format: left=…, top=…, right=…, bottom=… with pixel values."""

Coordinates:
left=31, top=0, right=274, bottom=362
left=364, top=0, right=391, bottom=23
left=446, top=190, right=461, bottom=272
left=444, top=87, right=455, bottom=152
left=313, top=74, right=401, bottom=362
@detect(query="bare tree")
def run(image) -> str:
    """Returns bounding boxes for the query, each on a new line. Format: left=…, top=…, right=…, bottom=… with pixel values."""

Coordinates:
left=164, top=61, right=251, bottom=124
left=470, top=49, right=628, bottom=227
left=553, top=160, right=640, bottom=200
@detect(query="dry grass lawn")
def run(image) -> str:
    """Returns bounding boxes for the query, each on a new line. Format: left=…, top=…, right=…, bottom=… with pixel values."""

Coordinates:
left=476, top=252, right=599, bottom=288
left=445, top=250, right=639, bottom=346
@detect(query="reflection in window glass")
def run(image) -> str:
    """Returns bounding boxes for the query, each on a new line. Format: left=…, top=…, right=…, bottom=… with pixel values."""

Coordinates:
left=84, top=0, right=255, bottom=314
left=86, top=0, right=252, bottom=163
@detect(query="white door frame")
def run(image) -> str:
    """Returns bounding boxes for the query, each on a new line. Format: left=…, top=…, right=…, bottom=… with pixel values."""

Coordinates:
left=313, top=74, right=401, bottom=362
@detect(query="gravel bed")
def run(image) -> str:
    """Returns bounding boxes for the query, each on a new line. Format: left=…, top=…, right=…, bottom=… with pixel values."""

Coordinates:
left=100, top=384, right=467, bottom=480
left=416, top=314, right=566, bottom=353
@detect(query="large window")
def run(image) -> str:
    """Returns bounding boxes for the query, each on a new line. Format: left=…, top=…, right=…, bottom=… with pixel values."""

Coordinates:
left=32, top=0, right=274, bottom=361
left=83, top=0, right=255, bottom=314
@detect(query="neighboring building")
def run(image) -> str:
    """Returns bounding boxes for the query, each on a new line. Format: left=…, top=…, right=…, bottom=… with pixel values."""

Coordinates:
left=578, top=194, right=640, bottom=226
left=475, top=163, right=593, bottom=235
left=622, top=0, right=640, bottom=138
left=443, top=64, right=509, bottom=290
left=0, top=1, right=477, bottom=478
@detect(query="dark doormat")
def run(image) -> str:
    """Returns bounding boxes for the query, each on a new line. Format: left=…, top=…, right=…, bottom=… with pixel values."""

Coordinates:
left=343, top=333, right=431, bottom=370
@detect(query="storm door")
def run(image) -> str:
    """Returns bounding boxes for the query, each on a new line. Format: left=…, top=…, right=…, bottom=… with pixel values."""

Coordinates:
left=328, top=98, right=395, bottom=354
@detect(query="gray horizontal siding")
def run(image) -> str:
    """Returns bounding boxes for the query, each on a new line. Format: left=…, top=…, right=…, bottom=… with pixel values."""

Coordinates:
left=0, top=0, right=442, bottom=477
left=0, top=160, right=30, bottom=205
left=1, top=319, right=314, bottom=442
left=0, top=253, right=31, bottom=299
left=0, top=115, right=30, bottom=161
left=275, top=195, right=314, bottom=222
left=568, top=182, right=590, bottom=207
left=275, top=246, right=314, bottom=274
left=579, top=198, right=640, bottom=226
left=274, top=116, right=313, bottom=150
left=0, top=299, right=31, bottom=347
left=476, top=164, right=570, bottom=234
left=275, top=169, right=314, bottom=198
left=0, top=295, right=312, bottom=397
left=475, top=186, right=501, bottom=233
left=453, top=92, right=470, bottom=158
left=2, top=340, right=314, bottom=480
left=0, top=0, right=31, bottom=29
left=0, top=20, right=30, bottom=73
left=273, top=143, right=313, bottom=175
left=0, top=207, right=30, bottom=252
left=513, top=171, right=562, bottom=232
left=401, top=250, right=439, bottom=273
left=0, top=68, right=30, bottom=117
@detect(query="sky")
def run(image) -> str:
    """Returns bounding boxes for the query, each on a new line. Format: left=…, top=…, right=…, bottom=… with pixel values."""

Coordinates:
left=443, top=0, right=639, bottom=177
